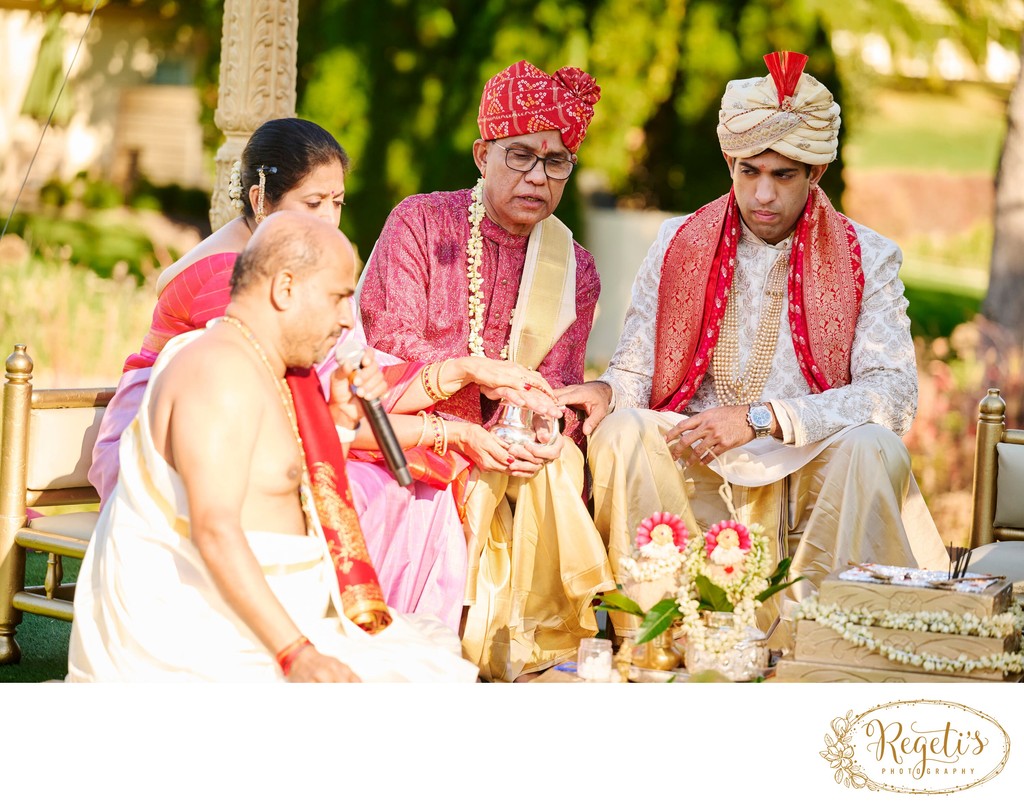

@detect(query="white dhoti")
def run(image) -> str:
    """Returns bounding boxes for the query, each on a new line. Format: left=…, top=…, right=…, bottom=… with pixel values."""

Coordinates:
left=67, top=332, right=478, bottom=683
left=588, top=408, right=950, bottom=645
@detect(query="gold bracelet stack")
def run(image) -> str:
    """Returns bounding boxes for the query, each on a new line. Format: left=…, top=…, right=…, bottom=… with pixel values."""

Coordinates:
left=422, top=361, right=455, bottom=402
left=416, top=409, right=448, bottom=455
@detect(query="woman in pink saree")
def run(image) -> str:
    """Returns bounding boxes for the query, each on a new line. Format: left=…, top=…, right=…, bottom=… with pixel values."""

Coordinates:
left=90, top=119, right=546, bottom=632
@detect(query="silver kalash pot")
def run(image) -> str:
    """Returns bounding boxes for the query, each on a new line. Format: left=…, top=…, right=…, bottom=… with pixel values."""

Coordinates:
left=489, top=402, right=560, bottom=446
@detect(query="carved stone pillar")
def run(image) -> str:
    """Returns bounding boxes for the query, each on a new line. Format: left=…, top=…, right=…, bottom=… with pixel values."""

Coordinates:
left=209, top=0, right=299, bottom=232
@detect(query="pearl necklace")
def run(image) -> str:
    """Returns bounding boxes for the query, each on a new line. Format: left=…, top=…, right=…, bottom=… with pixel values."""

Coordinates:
left=712, top=249, right=789, bottom=406
left=466, top=177, right=509, bottom=360
left=220, top=315, right=314, bottom=523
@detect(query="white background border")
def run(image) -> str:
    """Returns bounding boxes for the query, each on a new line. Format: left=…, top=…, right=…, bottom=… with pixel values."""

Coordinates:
left=10, top=681, right=1021, bottom=806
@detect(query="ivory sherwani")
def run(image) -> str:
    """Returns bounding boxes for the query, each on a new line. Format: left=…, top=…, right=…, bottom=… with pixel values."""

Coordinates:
left=67, top=330, right=478, bottom=683
left=590, top=211, right=949, bottom=638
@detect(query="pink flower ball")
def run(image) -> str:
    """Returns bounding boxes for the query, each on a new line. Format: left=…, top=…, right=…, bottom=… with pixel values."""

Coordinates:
left=704, top=519, right=751, bottom=558
left=635, top=511, right=689, bottom=551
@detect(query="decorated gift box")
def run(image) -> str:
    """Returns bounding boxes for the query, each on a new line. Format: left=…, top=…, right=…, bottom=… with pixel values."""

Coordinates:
left=775, top=564, right=1024, bottom=683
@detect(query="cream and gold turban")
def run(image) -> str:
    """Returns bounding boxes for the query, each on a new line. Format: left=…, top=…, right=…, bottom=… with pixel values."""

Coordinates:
left=717, top=51, right=840, bottom=165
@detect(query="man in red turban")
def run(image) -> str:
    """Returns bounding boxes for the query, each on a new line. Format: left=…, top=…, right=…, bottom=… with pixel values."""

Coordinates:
left=558, top=53, right=949, bottom=649
left=358, top=60, right=614, bottom=682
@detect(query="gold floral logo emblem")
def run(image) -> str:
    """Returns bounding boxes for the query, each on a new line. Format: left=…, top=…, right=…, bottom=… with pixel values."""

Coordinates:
left=821, top=700, right=1010, bottom=794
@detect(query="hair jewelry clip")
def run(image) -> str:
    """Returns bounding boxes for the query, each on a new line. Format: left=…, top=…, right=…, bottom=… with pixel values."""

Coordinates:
left=255, top=165, right=278, bottom=223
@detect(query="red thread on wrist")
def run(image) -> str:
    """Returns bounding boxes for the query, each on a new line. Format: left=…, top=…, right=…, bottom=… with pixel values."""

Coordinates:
left=275, top=635, right=312, bottom=676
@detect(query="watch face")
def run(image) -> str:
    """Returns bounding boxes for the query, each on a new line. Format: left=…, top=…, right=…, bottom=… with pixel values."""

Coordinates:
left=750, top=405, right=772, bottom=429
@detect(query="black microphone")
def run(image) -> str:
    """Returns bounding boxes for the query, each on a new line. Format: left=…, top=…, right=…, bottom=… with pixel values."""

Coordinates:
left=334, top=338, right=413, bottom=488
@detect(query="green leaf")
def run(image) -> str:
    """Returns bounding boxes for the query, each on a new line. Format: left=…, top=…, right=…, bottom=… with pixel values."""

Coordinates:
left=756, top=576, right=806, bottom=604
left=634, top=598, right=681, bottom=645
left=695, top=575, right=733, bottom=612
left=768, top=557, right=794, bottom=587
left=593, top=591, right=645, bottom=618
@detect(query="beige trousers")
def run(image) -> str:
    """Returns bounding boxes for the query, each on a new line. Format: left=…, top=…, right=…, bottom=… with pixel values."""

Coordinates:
left=588, top=408, right=950, bottom=646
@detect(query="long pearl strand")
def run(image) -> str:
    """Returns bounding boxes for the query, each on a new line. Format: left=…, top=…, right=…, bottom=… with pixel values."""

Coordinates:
left=712, top=250, right=789, bottom=406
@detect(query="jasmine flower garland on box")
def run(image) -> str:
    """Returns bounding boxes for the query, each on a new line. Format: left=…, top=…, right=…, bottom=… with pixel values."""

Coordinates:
left=795, top=597, right=1024, bottom=675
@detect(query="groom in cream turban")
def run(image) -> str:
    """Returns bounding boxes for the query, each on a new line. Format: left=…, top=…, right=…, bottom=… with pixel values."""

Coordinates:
left=558, top=52, right=949, bottom=646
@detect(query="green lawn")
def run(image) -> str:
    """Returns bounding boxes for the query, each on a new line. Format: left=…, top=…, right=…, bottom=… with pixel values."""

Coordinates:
left=844, top=83, right=1009, bottom=174
left=0, top=552, right=78, bottom=683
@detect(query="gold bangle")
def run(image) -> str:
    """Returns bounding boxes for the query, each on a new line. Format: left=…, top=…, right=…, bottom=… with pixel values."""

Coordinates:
left=415, top=410, right=430, bottom=447
left=420, top=364, right=437, bottom=402
left=438, top=416, right=449, bottom=456
left=430, top=413, right=444, bottom=455
left=422, top=362, right=449, bottom=402
left=433, top=359, right=455, bottom=400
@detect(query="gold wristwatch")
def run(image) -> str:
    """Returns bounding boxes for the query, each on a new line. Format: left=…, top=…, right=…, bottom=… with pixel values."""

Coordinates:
left=747, top=402, right=772, bottom=439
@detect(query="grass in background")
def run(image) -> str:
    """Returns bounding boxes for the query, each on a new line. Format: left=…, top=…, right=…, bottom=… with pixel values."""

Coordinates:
left=0, top=552, right=79, bottom=683
left=844, top=83, right=1008, bottom=174
left=0, top=253, right=152, bottom=387
left=901, top=223, right=990, bottom=339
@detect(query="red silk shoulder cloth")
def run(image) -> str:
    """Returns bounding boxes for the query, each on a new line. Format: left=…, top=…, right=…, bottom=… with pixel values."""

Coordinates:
left=650, top=186, right=863, bottom=412
left=285, top=368, right=392, bottom=634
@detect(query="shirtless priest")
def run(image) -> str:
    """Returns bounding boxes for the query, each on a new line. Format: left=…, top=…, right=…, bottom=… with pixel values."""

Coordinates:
left=67, top=211, right=478, bottom=682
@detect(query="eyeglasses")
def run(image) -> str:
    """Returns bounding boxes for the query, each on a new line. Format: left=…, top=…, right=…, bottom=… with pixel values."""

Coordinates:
left=490, top=142, right=576, bottom=180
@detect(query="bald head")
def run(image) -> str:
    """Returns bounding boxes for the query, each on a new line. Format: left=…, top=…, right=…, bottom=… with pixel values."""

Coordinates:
left=230, top=210, right=354, bottom=298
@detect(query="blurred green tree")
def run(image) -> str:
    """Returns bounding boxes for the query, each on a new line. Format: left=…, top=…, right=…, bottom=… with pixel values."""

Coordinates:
left=294, top=0, right=848, bottom=250
left=617, top=0, right=844, bottom=213
left=60, top=0, right=1020, bottom=289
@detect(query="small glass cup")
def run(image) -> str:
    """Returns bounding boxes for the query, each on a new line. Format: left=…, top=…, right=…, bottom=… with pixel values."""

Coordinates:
left=577, top=637, right=613, bottom=682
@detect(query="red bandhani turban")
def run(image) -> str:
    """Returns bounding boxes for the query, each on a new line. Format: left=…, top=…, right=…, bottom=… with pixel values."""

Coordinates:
left=477, top=60, right=601, bottom=154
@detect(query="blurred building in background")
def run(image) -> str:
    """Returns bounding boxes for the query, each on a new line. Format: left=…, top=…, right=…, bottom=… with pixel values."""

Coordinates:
left=0, top=1, right=206, bottom=204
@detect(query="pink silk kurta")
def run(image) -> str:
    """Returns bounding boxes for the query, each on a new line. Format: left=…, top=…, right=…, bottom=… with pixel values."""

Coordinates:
left=358, top=188, right=600, bottom=444
left=89, top=252, right=467, bottom=632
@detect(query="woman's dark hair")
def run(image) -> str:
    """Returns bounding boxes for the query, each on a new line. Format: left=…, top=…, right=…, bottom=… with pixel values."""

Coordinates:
left=239, top=118, right=349, bottom=217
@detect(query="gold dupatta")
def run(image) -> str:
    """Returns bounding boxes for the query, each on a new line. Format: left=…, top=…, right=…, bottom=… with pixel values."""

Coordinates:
left=506, top=214, right=577, bottom=370
left=461, top=215, right=614, bottom=680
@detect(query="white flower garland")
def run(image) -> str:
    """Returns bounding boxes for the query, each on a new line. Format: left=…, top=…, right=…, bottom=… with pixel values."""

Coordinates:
left=795, top=597, right=1024, bottom=675
left=675, top=527, right=774, bottom=654
left=619, top=534, right=687, bottom=582
left=228, top=159, right=244, bottom=212
left=678, top=594, right=760, bottom=654
left=466, top=178, right=508, bottom=360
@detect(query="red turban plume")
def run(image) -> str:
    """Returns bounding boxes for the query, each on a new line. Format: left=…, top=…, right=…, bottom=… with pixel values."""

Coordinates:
left=764, top=51, right=809, bottom=107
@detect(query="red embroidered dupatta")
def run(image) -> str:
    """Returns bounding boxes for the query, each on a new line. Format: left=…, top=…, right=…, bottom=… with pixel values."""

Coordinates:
left=286, top=369, right=392, bottom=634
left=649, top=187, right=863, bottom=412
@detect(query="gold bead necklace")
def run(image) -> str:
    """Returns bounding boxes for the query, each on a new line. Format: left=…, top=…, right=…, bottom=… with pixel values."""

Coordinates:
left=711, top=250, right=789, bottom=406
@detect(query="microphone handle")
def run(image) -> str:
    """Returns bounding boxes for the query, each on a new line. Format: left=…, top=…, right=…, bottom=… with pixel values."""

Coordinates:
left=360, top=396, right=413, bottom=487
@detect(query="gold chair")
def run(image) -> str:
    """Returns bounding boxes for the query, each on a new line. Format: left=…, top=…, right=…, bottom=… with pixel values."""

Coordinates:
left=967, top=388, right=1024, bottom=588
left=0, top=344, right=115, bottom=665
